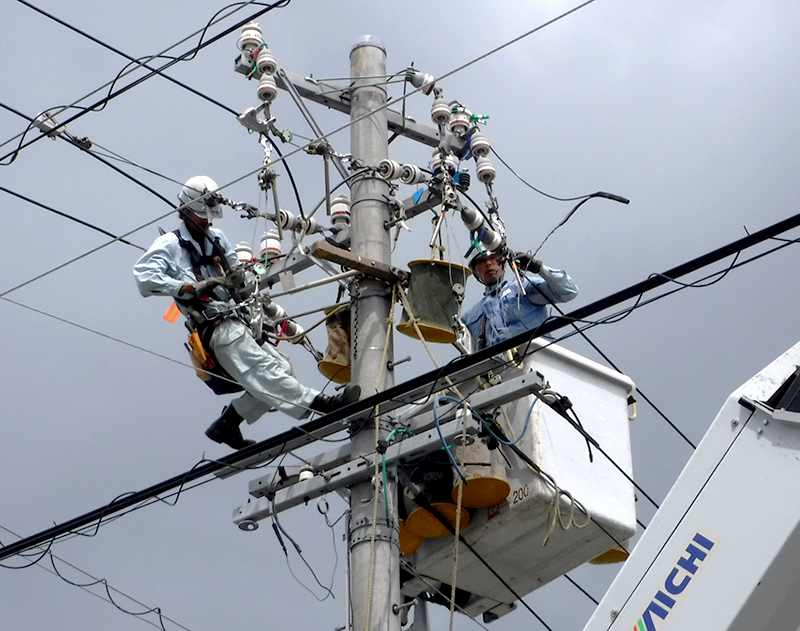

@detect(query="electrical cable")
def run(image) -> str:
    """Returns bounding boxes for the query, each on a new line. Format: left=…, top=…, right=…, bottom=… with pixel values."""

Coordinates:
left=0, top=185, right=145, bottom=250
left=563, top=572, right=600, bottom=606
left=1, top=101, right=178, bottom=207
left=396, top=469, right=555, bottom=631
left=270, top=498, right=336, bottom=601
left=15, top=0, right=244, bottom=117
left=2, top=12, right=310, bottom=220
left=398, top=562, right=493, bottom=631
left=0, top=0, right=293, bottom=164
left=0, top=525, right=192, bottom=631
left=520, top=273, right=697, bottom=449
left=0, top=0, right=268, bottom=157
left=491, top=146, right=599, bottom=202
left=3, top=205, right=800, bottom=563
left=2, top=0, right=605, bottom=297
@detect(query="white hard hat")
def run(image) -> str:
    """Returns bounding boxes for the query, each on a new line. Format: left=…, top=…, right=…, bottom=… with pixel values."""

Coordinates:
left=178, top=176, right=224, bottom=219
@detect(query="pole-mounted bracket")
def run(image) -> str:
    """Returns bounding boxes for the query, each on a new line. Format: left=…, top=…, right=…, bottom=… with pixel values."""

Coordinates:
left=311, top=240, right=409, bottom=284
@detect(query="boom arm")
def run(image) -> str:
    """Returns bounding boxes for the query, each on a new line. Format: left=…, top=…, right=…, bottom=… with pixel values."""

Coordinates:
left=584, top=341, right=800, bottom=631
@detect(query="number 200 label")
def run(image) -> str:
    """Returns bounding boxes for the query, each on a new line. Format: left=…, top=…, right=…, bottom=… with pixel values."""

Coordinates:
left=511, top=485, right=530, bottom=504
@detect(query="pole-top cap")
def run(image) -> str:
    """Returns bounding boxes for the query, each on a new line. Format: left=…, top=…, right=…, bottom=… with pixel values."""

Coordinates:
left=351, top=35, right=386, bottom=54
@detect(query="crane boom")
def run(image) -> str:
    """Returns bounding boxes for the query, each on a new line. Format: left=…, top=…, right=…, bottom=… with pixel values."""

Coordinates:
left=583, top=340, right=800, bottom=631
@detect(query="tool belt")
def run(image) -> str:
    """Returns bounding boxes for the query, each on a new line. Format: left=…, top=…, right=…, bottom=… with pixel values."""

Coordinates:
left=185, top=319, right=244, bottom=395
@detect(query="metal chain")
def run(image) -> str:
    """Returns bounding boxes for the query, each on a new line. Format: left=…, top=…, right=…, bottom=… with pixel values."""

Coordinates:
left=351, top=276, right=360, bottom=361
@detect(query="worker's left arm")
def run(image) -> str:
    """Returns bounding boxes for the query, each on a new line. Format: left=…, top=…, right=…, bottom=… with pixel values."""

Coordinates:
left=525, top=266, right=579, bottom=305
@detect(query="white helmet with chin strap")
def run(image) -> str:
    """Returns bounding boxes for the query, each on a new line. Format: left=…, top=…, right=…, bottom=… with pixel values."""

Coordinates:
left=469, top=249, right=503, bottom=285
left=178, top=176, right=224, bottom=219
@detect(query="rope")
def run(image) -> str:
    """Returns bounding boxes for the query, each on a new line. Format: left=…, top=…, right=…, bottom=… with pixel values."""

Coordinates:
left=476, top=360, right=591, bottom=545
left=364, top=283, right=397, bottom=631
left=448, top=417, right=468, bottom=631
left=396, top=285, right=466, bottom=401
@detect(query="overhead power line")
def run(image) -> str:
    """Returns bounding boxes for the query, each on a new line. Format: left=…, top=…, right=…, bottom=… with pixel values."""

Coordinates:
left=16, top=0, right=240, bottom=116
left=1, top=0, right=604, bottom=298
left=0, top=185, right=145, bottom=249
left=0, top=0, right=292, bottom=164
left=0, top=101, right=176, bottom=206
left=0, top=524, right=194, bottom=631
left=2, top=203, right=800, bottom=563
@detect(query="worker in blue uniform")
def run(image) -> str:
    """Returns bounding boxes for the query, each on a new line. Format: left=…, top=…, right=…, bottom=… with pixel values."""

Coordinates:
left=461, top=250, right=578, bottom=351
left=134, top=176, right=359, bottom=450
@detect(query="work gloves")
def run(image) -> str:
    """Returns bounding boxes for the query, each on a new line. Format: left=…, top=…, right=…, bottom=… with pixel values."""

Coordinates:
left=513, top=251, right=543, bottom=274
left=193, top=276, right=226, bottom=297
left=192, top=267, right=246, bottom=298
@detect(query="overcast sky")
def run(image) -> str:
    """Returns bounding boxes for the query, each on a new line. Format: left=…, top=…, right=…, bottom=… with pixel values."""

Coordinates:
left=3, top=1, right=800, bottom=630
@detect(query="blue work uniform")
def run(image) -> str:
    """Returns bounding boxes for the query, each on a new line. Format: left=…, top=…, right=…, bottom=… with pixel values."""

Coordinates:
left=461, top=266, right=578, bottom=351
left=133, top=223, right=319, bottom=422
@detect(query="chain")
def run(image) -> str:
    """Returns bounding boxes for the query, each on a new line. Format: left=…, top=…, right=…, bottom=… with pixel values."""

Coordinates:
left=351, top=276, right=360, bottom=361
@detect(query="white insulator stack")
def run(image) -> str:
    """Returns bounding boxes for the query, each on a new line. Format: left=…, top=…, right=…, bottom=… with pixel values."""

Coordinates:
left=377, top=158, right=402, bottom=180
left=330, top=194, right=351, bottom=226
left=475, top=155, right=497, bottom=184
left=460, top=205, right=503, bottom=253
left=255, top=46, right=278, bottom=75
left=469, top=130, right=491, bottom=157
left=235, top=242, right=254, bottom=264
left=257, top=73, right=278, bottom=103
left=303, top=216, right=325, bottom=235
left=237, top=22, right=264, bottom=59
left=443, top=153, right=459, bottom=174
left=236, top=22, right=279, bottom=103
left=276, top=208, right=302, bottom=231
left=431, top=95, right=451, bottom=126
left=448, top=108, right=471, bottom=136
left=430, top=150, right=444, bottom=172
left=260, top=229, right=281, bottom=260
left=399, top=163, right=426, bottom=185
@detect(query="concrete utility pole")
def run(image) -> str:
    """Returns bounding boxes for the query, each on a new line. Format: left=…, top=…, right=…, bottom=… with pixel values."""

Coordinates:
left=347, top=36, right=401, bottom=631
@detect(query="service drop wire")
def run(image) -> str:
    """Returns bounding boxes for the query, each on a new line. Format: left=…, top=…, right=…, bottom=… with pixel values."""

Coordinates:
left=269, top=499, right=336, bottom=602
left=0, top=0, right=292, bottom=164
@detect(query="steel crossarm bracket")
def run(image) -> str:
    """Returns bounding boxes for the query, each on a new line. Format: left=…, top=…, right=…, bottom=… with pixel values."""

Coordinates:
left=234, top=370, right=542, bottom=522
left=398, top=187, right=443, bottom=222
left=275, top=69, right=442, bottom=148
left=216, top=355, right=532, bottom=480
left=310, top=240, right=410, bottom=283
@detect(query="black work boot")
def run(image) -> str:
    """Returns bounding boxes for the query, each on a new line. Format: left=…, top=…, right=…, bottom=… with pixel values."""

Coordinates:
left=310, top=384, right=361, bottom=415
left=205, top=405, right=256, bottom=450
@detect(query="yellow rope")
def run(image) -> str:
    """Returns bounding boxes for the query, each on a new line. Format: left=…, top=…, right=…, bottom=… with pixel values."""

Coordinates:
left=364, top=283, right=397, bottom=631
left=396, top=285, right=466, bottom=401
left=448, top=414, right=468, bottom=631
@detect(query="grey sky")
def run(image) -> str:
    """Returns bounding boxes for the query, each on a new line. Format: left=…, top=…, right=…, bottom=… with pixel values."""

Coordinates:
left=2, top=1, right=799, bottom=630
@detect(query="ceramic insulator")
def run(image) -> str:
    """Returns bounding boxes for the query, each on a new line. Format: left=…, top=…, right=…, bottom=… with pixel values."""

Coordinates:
left=469, top=131, right=491, bottom=157
left=399, top=163, right=425, bottom=185
left=256, top=73, right=278, bottom=103
left=235, top=242, right=254, bottom=263
left=475, top=156, right=497, bottom=184
left=431, top=96, right=450, bottom=126
left=377, top=158, right=402, bottom=180
left=237, top=23, right=263, bottom=52
left=255, top=47, right=278, bottom=75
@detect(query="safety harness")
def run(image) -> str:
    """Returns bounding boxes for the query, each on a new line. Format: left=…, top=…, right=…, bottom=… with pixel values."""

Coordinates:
left=172, top=229, right=244, bottom=395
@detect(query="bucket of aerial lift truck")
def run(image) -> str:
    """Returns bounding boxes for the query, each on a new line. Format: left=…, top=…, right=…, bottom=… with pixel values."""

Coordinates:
left=317, top=305, right=351, bottom=384
left=397, top=259, right=470, bottom=344
left=400, top=340, right=638, bottom=621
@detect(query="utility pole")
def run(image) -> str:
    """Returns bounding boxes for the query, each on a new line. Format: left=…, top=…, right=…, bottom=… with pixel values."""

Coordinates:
left=347, top=36, right=401, bottom=631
